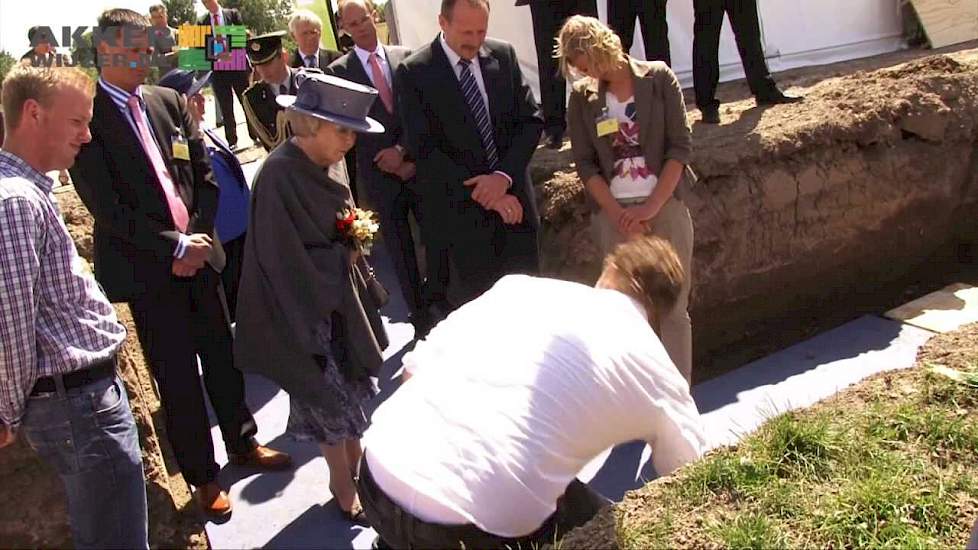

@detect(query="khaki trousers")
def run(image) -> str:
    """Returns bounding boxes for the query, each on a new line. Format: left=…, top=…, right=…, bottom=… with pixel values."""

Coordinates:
left=592, top=197, right=694, bottom=383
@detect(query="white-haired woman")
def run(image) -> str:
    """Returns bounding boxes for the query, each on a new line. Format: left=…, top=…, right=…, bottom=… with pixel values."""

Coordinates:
left=234, top=74, right=388, bottom=524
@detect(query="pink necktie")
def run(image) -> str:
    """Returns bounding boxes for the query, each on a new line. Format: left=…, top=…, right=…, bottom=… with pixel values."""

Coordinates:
left=369, top=53, right=394, bottom=114
left=212, top=14, right=226, bottom=51
left=127, top=95, right=189, bottom=232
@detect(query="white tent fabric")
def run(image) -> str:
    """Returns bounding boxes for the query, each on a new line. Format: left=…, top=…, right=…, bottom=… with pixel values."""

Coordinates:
left=392, top=0, right=904, bottom=102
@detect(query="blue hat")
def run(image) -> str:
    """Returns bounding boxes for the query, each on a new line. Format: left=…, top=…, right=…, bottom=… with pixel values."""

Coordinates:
left=158, top=70, right=212, bottom=98
left=276, top=73, right=384, bottom=134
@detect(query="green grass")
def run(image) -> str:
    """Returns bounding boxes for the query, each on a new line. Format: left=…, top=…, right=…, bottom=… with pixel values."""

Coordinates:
left=603, top=338, right=978, bottom=549
left=711, top=513, right=789, bottom=549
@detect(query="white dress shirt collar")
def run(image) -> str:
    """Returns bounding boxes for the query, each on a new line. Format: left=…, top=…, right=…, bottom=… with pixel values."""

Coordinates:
left=267, top=71, right=292, bottom=97
left=438, top=32, right=466, bottom=70
left=438, top=32, right=489, bottom=105
left=298, top=48, right=319, bottom=66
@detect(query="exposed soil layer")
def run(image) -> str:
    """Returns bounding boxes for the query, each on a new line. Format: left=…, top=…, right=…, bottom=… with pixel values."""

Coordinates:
left=535, top=47, right=978, bottom=382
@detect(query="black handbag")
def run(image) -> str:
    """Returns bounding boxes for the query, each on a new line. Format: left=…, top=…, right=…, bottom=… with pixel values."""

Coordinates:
left=358, top=255, right=390, bottom=308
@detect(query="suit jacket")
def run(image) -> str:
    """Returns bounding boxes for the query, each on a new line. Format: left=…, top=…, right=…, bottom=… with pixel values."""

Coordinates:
left=326, top=45, right=411, bottom=191
left=290, top=48, right=343, bottom=71
left=397, top=36, right=544, bottom=237
left=242, top=67, right=301, bottom=151
left=199, top=8, right=250, bottom=76
left=70, top=85, right=224, bottom=303
left=234, top=140, right=388, bottom=404
left=566, top=56, right=694, bottom=210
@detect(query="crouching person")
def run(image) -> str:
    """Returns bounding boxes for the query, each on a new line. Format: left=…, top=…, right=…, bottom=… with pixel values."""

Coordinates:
left=359, top=235, right=706, bottom=549
left=0, top=65, right=148, bottom=549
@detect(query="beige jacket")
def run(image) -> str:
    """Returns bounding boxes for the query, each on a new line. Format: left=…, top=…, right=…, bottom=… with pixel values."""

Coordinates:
left=567, top=57, right=694, bottom=205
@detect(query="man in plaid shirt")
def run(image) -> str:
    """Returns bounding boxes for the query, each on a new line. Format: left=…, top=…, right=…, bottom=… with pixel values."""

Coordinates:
left=0, top=65, right=148, bottom=548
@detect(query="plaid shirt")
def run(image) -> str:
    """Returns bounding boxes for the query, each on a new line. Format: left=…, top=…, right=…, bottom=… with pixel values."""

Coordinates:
left=0, top=150, right=126, bottom=427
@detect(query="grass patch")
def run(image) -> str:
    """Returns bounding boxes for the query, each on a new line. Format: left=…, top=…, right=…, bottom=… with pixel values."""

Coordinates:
left=616, top=509, right=673, bottom=550
left=711, top=513, right=788, bottom=549
left=588, top=323, right=978, bottom=550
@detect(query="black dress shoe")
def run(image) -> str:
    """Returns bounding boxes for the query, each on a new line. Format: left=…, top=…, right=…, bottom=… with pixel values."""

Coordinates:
left=544, top=130, right=564, bottom=149
left=756, top=91, right=804, bottom=105
left=410, top=311, right=435, bottom=340
left=700, top=106, right=720, bottom=124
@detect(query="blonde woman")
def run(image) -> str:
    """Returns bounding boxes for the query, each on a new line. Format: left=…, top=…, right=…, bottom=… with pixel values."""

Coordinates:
left=559, top=15, right=694, bottom=383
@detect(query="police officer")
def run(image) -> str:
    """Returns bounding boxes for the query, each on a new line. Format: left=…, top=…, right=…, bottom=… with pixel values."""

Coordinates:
left=242, top=32, right=319, bottom=151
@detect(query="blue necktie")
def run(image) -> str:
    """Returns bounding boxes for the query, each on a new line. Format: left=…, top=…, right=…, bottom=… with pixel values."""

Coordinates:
left=457, top=58, right=499, bottom=170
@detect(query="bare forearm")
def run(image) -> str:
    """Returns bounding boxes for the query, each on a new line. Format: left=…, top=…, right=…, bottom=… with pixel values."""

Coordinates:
left=585, top=174, right=620, bottom=214
left=644, top=159, right=684, bottom=212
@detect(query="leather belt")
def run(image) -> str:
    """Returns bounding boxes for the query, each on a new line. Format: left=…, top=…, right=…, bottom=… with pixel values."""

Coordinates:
left=30, top=357, right=117, bottom=396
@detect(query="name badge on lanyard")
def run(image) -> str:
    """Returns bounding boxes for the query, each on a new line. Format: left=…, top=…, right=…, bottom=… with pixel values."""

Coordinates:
left=596, top=107, right=619, bottom=137
left=172, top=134, right=190, bottom=161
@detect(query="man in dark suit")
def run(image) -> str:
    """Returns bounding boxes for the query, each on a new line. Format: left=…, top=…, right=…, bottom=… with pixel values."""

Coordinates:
left=515, top=0, right=596, bottom=149
left=199, top=0, right=251, bottom=149
left=607, top=0, right=671, bottom=65
left=69, top=9, right=290, bottom=520
left=288, top=10, right=344, bottom=70
left=398, top=0, right=543, bottom=309
left=327, top=0, right=433, bottom=336
left=693, top=0, right=802, bottom=124
left=242, top=32, right=307, bottom=151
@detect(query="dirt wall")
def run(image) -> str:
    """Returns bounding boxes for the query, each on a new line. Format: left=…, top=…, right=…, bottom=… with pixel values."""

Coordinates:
left=536, top=52, right=978, bottom=375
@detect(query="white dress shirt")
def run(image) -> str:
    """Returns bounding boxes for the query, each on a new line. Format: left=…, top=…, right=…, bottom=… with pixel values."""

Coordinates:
left=437, top=33, right=512, bottom=184
left=354, top=44, right=392, bottom=88
left=364, top=275, right=706, bottom=538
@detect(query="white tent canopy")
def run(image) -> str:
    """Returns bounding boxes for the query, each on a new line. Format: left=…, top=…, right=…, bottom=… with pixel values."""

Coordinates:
left=391, top=0, right=905, bottom=102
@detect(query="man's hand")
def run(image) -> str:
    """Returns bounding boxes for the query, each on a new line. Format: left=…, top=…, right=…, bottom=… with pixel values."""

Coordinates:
left=395, top=161, right=416, bottom=182
left=183, top=233, right=213, bottom=268
left=0, top=425, right=16, bottom=449
left=464, top=173, right=509, bottom=208
left=172, top=258, right=200, bottom=278
left=374, top=147, right=405, bottom=174
left=489, top=195, right=524, bottom=225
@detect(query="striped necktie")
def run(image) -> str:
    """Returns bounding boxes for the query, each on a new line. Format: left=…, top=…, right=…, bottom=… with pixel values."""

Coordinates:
left=457, top=58, right=499, bottom=169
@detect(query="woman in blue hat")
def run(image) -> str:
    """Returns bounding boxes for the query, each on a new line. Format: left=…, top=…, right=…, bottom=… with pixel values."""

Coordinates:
left=158, top=69, right=252, bottom=320
left=233, top=73, right=389, bottom=524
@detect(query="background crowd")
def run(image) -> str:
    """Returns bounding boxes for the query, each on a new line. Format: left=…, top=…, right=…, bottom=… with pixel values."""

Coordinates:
left=0, top=0, right=811, bottom=548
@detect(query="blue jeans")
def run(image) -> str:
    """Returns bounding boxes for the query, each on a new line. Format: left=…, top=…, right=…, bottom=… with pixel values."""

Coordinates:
left=21, top=374, right=149, bottom=549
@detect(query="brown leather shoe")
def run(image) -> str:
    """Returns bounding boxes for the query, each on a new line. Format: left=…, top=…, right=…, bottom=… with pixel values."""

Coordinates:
left=196, top=482, right=232, bottom=519
left=228, top=445, right=293, bottom=470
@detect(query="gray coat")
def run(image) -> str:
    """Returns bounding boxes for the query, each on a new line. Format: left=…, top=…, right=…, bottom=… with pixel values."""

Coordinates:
left=234, top=140, right=388, bottom=405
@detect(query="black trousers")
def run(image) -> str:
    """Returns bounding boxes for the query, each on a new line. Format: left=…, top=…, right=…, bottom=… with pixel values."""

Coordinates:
left=608, top=0, right=671, bottom=65
left=367, top=174, right=427, bottom=319
left=220, top=233, right=246, bottom=322
left=527, top=0, right=598, bottom=135
left=130, top=266, right=257, bottom=487
left=359, top=453, right=612, bottom=549
left=692, top=0, right=778, bottom=110
left=212, top=71, right=250, bottom=147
